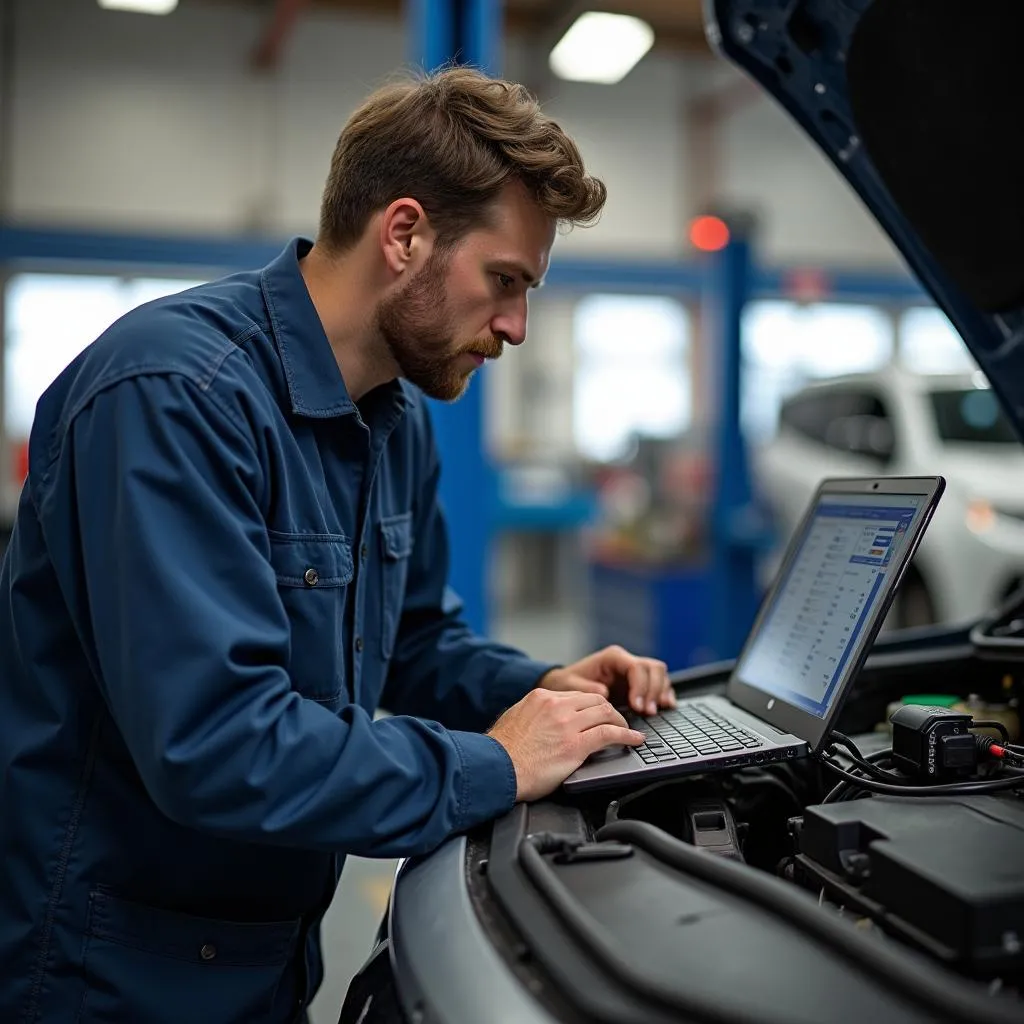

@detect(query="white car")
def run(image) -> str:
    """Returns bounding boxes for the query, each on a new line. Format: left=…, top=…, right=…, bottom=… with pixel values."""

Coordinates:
left=754, top=369, right=1024, bottom=627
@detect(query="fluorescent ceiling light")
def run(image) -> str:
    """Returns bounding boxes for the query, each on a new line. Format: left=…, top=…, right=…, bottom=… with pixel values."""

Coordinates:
left=98, top=0, right=179, bottom=14
left=549, top=11, right=655, bottom=85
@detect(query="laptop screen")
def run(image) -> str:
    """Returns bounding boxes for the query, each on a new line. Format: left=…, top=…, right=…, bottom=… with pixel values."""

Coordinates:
left=733, top=491, right=929, bottom=718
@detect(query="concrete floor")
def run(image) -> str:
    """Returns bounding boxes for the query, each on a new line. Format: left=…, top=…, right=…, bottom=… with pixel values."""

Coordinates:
left=308, top=856, right=396, bottom=1024
left=307, top=609, right=586, bottom=1024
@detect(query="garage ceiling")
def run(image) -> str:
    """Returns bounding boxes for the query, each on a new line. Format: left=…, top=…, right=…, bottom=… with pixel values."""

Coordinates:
left=507, top=0, right=709, bottom=52
left=192, top=0, right=713, bottom=58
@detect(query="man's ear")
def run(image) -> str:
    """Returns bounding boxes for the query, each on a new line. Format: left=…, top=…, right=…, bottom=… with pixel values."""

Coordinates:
left=380, top=198, right=433, bottom=277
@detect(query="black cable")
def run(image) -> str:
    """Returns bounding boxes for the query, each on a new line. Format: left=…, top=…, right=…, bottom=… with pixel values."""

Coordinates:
left=824, top=755, right=897, bottom=805
left=971, top=719, right=1011, bottom=744
left=595, top=820, right=1024, bottom=1024
left=828, top=733, right=893, bottom=771
left=833, top=746, right=903, bottom=783
left=823, top=780, right=846, bottom=804
left=825, top=777, right=860, bottom=805
left=818, top=757, right=1024, bottom=797
left=825, top=730, right=1024, bottom=800
left=828, top=731, right=867, bottom=759
left=975, top=734, right=1024, bottom=768
left=824, top=733, right=1024, bottom=801
left=825, top=736, right=907, bottom=799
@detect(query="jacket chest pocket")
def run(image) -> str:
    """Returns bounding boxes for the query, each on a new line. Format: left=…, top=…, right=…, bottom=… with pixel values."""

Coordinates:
left=379, top=513, right=413, bottom=660
left=268, top=532, right=353, bottom=705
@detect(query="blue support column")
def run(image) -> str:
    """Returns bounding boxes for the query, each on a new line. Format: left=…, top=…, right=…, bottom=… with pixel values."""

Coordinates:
left=408, top=0, right=502, bottom=633
left=408, top=0, right=455, bottom=69
left=706, top=224, right=768, bottom=659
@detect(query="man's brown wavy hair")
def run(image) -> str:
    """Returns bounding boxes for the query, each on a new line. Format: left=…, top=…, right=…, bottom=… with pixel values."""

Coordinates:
left=318, top=65, right=607, bottom=252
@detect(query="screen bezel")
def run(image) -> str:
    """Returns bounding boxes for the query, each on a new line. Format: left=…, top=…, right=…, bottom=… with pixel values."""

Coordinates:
left=726, top=476, right=945, bottom=752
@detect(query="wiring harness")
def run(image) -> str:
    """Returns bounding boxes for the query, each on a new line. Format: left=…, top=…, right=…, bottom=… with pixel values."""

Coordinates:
left=819, top=717, right=1024, bottom=803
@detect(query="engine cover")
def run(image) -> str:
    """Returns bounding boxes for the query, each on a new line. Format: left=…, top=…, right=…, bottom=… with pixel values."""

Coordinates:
left=795, top=794, right=1024, bottom=981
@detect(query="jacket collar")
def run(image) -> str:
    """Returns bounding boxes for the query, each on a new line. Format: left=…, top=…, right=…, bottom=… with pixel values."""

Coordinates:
left=260, top=237, right=408, bottom=420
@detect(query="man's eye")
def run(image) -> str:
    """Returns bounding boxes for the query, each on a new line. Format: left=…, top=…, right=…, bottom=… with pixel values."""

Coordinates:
left=496, top=273, right=515, bottom=290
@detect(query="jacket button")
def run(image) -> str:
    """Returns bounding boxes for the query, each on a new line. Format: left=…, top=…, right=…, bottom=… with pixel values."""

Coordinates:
left=355, top=637, right=364, bottom=653
left=360, top=543, right=368, bottom=562
left=200, top=943, right=217, bottom=961
left=303, top=568, right=319, bottom=587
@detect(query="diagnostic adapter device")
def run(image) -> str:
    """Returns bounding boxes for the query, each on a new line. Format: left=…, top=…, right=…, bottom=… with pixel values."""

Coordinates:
left=890, top=704, right=977, bottom=781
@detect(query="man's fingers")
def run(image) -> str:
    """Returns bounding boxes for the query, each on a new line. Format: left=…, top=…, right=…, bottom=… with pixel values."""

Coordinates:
left=561, top=648, right=673, bottom=715
left=584, top=723, right=646, bottom=755
left=627, top=659, right=672, bottom=714
left=594, top=644, right=635, bottom=672
left=644, top=663, right=659, bottom=716
left=651, top=660, right=673, bottom=708
left=574, top=700, right=631, bottom=733
left=564, top=675, right=609, bottom=698
left=627, top=661, right=653, bottom=714
left=552, top=688, right=610, bottom=709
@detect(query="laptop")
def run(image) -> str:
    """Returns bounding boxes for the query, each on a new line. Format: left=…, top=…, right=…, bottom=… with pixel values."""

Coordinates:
left=563, top=475, right=945, bottom=793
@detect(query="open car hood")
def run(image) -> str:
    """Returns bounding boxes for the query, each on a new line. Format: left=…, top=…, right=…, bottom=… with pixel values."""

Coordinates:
left=705, top=0, right=1024, bottom=435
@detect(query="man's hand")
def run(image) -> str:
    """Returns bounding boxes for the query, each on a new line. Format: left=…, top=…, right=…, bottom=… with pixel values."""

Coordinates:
left=487, top=689, right=645, bottom=802
left=539, top=646, right=674, bottom=717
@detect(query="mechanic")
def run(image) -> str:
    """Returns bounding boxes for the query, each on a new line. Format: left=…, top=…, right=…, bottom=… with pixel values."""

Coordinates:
left=0, top=66, right=674, bottom=1023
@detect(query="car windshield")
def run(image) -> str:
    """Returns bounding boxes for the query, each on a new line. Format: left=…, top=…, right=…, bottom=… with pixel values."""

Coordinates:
left=929, top=388, right=1019, bottom=444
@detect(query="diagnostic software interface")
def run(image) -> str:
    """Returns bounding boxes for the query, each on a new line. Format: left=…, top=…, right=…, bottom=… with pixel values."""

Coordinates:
left=735, top=492, right=927, bottom=717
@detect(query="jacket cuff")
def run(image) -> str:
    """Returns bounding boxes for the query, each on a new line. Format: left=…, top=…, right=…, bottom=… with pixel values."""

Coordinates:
left=489, top=656, right=558, bottom=719
left=449, top=730, right=519, bottom=832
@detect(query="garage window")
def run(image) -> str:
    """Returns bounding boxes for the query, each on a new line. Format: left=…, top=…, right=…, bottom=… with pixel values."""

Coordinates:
left=741, top=300, right=894, bottom=442
left=5, top=272, right=208, bottom=439
left=899, top=307, right=975, bottom=373
left=573, top=294, right=692, bottom=463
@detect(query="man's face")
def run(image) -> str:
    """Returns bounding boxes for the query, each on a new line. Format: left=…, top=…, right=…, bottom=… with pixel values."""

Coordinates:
left=375, top=183, right=556, bottom=402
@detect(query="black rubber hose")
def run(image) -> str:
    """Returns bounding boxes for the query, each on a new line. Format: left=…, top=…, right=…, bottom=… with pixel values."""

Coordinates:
left=519, top=836, right=801, bottom=1024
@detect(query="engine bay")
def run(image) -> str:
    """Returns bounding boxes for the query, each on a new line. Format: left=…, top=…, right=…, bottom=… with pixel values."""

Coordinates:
left=460, top=617, right=1024, bottom=1024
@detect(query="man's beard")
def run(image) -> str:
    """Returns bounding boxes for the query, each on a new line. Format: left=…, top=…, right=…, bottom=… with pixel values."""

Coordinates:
left=375, top=248, right=504, bottom=402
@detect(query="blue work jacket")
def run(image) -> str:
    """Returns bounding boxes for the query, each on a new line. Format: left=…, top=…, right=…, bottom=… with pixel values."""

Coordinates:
left=0, top=239, right=553, bottom=1023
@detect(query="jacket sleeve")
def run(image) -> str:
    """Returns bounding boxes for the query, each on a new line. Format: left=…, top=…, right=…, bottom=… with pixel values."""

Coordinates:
left=44, top=366, right=516, bottom=858
left=379, top=412, right=556, bottom=732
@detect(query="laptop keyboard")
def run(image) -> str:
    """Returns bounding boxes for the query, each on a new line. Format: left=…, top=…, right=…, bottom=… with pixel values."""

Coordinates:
left=630, top=702, right=766, bottom=765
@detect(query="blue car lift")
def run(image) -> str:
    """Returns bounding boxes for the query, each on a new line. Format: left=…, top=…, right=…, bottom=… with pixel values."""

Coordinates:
left=706, top=221, right=771, bottom=660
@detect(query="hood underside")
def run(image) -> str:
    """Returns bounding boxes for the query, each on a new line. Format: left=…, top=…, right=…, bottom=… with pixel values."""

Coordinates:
left=705, top=0, right=1024, bottom=435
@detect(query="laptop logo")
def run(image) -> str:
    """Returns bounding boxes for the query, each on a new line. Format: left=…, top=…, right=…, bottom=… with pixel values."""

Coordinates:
left=766, top=699, right=776, bottom=710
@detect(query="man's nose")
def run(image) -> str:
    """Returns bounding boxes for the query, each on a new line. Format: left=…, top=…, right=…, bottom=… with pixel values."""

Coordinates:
left=492, top=301, right=527, bottom=347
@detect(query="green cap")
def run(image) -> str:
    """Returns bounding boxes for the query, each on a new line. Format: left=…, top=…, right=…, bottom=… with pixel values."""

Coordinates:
left=900, top=694, right=959, bottom=708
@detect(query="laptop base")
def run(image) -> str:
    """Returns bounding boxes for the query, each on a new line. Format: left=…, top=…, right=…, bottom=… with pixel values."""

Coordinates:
left=563, top=694, right=808, bottom=793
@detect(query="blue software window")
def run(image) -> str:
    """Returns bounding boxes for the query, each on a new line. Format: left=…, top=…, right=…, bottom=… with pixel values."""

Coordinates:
left=736, top=494, right=923, bottom=717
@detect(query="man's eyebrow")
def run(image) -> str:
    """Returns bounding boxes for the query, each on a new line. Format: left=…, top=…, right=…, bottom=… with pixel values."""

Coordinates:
left=502, top=262, right=544, bottom=289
